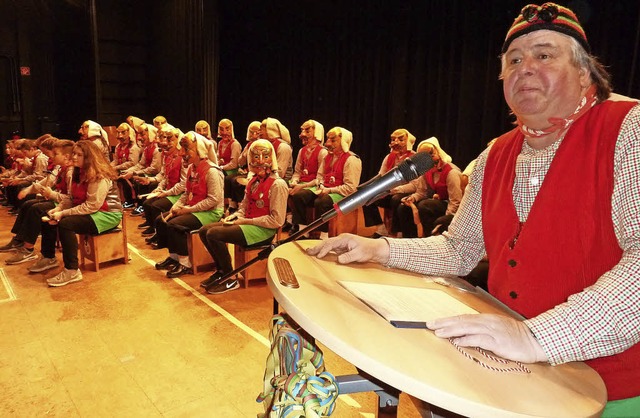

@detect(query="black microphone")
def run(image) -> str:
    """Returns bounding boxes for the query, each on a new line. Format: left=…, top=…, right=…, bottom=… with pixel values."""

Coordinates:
left=321, top=151, right=433, bottom=221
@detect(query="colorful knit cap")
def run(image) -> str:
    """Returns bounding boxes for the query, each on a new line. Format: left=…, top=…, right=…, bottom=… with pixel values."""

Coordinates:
left=502, top=3, right=589, bottom=53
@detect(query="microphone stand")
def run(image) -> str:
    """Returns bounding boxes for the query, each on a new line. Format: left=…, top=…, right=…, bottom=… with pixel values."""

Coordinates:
left=215, top=209, right=337, bottom=283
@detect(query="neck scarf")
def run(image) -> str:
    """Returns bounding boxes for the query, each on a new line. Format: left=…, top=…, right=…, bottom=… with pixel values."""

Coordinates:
left=518, top=85, right=597, bottom=138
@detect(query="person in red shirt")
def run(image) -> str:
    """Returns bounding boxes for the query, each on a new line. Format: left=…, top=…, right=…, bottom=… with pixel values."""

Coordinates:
left=361, top=128, right=416, bottom=238
left=198, top=139, right=288, bottom=294
left=308, top=3, right=640, bottom=414
left=153, top=131, right=224, bottom=278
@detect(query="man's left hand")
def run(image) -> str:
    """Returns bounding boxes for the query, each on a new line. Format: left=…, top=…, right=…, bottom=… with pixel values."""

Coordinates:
left=427, top=314, right=548, bottom=363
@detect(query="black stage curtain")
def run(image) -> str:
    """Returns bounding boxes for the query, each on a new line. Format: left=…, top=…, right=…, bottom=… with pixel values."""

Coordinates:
left=148, top=0, right=219, bottom=131
left=216, top=0, right=640, bottom=179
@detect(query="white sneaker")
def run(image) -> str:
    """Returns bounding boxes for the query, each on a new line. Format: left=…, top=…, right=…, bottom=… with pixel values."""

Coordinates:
left=28, top=257, right=59, bottom=273
left=47, top=268, right=83, bottom=287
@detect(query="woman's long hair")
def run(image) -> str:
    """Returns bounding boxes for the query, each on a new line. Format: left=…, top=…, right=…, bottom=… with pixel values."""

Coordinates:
left=73, top=140, right=118, bottom=183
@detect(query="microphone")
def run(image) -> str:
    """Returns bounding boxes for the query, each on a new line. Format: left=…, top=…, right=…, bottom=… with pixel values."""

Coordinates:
left=321, top=151, right=433, bottom=221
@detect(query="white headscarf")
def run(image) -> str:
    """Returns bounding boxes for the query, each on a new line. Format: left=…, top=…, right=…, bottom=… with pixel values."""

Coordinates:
left=185, top=131, right=217, bottom=163
left=82, top=120, right=108, bottom=143
left=263, top=117, right=291, bottom=144
left=305, top=119, right=325, bottom=145
left=417, top=137, right=452, bottom=163
left=335, top=127, right=353, bottom=152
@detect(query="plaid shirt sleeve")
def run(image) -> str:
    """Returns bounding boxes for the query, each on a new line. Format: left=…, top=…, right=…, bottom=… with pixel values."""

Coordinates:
left=386, top=147, right=489, bottom=276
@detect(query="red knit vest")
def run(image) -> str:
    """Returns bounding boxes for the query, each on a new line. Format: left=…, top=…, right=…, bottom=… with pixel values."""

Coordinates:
left=383, top=150, right=415, bottom=173
left=424, top=163, right=453, bottom=200
left=143, top=143, right=157, bottom=168
left=323, top=152, right=351, bottom=187
left=71, top=169, right=108, bottom=210
left=162, top=151, right=182, bottom=189
left=55, top=165, right=70, bottom=195
left=299, top=144, right=323, bottom=182
left=115, top=144, right=131, bottom=165
left=245, top=176, right=276, bottom=218
left=185, top=160, right=213, bottom=206
left=482, top=100, right=640, bottom=400
left=218, top=139, right=233, bottom=165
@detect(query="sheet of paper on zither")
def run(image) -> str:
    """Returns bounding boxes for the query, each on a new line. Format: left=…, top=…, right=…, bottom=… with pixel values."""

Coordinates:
left=338, top=281, right=478, bottom=328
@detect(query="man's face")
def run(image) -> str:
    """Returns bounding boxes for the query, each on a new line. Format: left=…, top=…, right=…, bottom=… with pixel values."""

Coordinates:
left=116, top=126, right=129, bottom=143
left=249, top=145, right=272, bottom=178
left=324, top=132, right=342, bottom=154
left=78, top=122, right=90, bottom=140
left=248, top=126, right=261, bottom=141
left=136, top=127, right=150, bottom=145
left=502, top=30, right=589, bottom=129
left=52, top=148, right=68, bottom=165
left=218, top=121, right=232, bottom=140
left=299, top=122, right=315, bottom=146
left=196, top=123, right=210, bottom=138
left=419, top=144, right=440, bottom=163
left=389, top=130, right=408, bottom=152
left=180, top=136, right=197, bottom=165
left=157, top=132, right=170, bottom=151
left=153, top=117, right=166, bottom=130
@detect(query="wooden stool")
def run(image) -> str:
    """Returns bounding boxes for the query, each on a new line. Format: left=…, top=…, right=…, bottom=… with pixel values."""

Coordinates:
left=327, top=209, right=359, bottom=237
left=305, top=207, right=359, bottom=237
left=233, top=228, right=282, bottom=288
left=78, top=220, right=129, bottom=272
left=188, top=229, right=215, bottom=274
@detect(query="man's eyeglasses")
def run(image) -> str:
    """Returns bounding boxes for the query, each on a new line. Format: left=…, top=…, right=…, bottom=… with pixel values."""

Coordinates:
left=521, top=3, right=558, bottom=23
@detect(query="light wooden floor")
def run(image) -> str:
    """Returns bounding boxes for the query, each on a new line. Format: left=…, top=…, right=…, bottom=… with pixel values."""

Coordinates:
left=0, top=208, right=425, bottom=417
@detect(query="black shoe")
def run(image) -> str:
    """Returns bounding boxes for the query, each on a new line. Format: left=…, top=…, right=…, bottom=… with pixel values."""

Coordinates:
left=0, top=238, right=23, bottom=252
left=290, top=224, right=300, bottom=234
left=282, top=221, right=293, bottom=233
left=166, top=264, right=193, bottom=278
left=131, top=206, right=144, bottom=216
left=123, top=201, right=135, bottom=209
left=145, top=233, right=158, bottom=244
left=206, top=278, right=240, bottom=294
left=151, top=242, right=165, bottom=250
left=200, top=271, right=224, bottom=288
left=137, top=221, right=150, bottom=229
left=155, top=257, right=179, bottom=270
left=8, top=208, right=18, bottom=215
left=141, top=227, right=155, bottom=237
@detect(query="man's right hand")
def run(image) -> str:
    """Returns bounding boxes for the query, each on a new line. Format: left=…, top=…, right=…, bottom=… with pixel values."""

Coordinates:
left=306, top=233, right=390, bottom=265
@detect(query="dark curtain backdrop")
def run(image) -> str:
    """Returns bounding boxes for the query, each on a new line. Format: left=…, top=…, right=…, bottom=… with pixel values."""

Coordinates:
left=216, top=0, right=640, bottom=179
left=148, top=0, right=219, bottom=131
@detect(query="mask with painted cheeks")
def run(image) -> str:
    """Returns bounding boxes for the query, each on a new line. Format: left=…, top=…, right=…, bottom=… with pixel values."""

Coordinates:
left=116, top=123, right=131, bottom=144
left=299, top=121, right=316, bottom=146
left=389, top=129, right=409, bottom=152
left=180, top=133, right=198, bottom=166
left=248, top=139, right=276, bottom=179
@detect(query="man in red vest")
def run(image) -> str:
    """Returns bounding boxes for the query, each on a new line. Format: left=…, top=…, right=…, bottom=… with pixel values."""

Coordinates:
left=361, top=128, right=416, bottom=238
left=290, top=126, right=362, bottom=240
left=285, top=119, right=327, bottom=234
left=308, top=3, right=640, bottom=415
